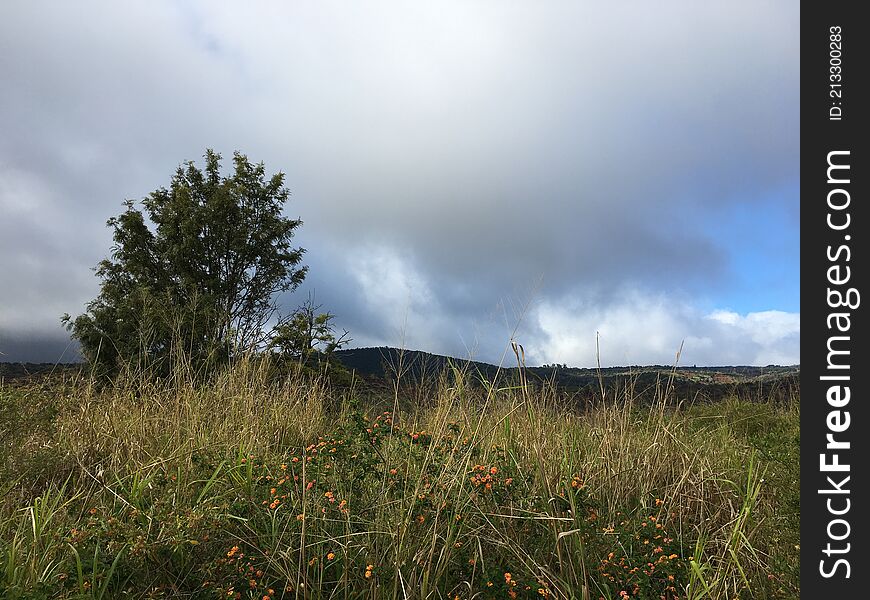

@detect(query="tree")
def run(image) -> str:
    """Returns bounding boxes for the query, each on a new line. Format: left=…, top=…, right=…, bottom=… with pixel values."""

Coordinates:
left=64, top=150, right=307, bottom=375
left=269, top=294, right=351, bottom=364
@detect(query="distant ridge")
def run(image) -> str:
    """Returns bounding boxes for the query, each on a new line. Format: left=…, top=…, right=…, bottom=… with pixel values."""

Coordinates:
left=332, top=346, right=799, bottom=401
left=333, top=346, right=797, bottom=376
left=1, top=348, right=799, bottom=403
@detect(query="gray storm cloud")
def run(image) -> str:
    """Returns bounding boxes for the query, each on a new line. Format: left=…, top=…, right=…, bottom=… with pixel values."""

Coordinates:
left=0, top=1, right=798, bottom=365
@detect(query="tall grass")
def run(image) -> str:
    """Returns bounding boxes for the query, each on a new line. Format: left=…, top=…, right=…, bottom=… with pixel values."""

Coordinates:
left=0, top=357, right=798, bottom=598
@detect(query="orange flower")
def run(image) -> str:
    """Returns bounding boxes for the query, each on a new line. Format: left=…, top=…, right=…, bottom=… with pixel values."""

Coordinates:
left=327, top=552, right=336, bottom=560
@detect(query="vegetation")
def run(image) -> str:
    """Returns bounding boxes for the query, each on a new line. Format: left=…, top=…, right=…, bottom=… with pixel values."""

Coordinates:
left=270, top=295, right=352, bottom=365
left=0, top=359, right=799, bottom=599
left=63, top=150, right=308, bottom=376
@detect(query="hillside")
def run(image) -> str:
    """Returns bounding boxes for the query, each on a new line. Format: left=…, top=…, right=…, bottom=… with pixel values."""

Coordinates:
left=333, top=346, right=800, bottom=403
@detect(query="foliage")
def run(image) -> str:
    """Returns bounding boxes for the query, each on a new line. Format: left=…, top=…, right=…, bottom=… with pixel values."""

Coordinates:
left=63, top=150, right=306, bottom=376
left=0, top=365, right=800, bottom=598
left=269, top=294, right=351, bottom=364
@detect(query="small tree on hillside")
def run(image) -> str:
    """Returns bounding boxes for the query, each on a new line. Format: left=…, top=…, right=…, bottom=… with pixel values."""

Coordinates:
left=270, top=295, right=351, bottom=364
left=64, top=150, right=307, bottom=375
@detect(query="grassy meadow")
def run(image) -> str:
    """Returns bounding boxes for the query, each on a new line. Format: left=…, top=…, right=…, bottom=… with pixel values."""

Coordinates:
left=0, top=358, right=799, bottom=599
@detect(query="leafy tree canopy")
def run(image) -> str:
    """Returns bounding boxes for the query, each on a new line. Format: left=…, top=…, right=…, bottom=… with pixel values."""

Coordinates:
left=65, top=150, right=307, bottom=375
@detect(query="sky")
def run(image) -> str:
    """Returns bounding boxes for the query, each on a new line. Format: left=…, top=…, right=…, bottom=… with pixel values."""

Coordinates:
left=0, top=1, right=799, bottom=367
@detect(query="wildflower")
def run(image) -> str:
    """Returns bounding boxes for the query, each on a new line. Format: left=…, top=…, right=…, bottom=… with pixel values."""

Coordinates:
left=389, top=468, right=398, bottom=475
left=490, top=466, right=498, bottom=475
left=327, top=552, right=336, bottom=560
left=296, top=514, right=304, bottom=521
left=227, top=546, right=240, bottom=558
left=416, top=515, right=426, bottom=524
left=365, top=564, right=374, bottom=579
left=655, top=498, right=664, bottom=506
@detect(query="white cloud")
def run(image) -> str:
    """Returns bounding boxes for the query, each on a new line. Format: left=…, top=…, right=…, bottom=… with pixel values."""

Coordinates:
left=533, top=291, right=798, bottom=367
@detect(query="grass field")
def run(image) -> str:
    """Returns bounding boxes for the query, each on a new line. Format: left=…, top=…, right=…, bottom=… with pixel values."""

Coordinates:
left=0, top=359, right=799, bottom=599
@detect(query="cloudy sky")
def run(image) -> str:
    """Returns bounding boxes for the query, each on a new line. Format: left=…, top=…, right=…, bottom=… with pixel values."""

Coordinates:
left=0, top=1, right=799, bottom=367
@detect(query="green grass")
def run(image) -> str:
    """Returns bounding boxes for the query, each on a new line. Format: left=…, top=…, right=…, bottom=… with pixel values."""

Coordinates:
left=0, top=360, right=799, bottom=599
